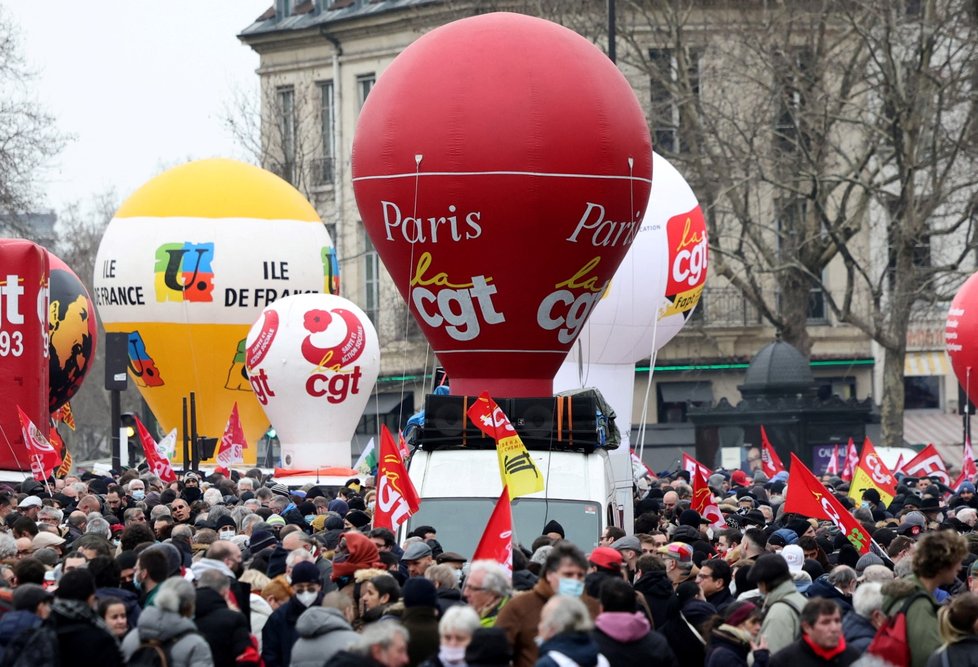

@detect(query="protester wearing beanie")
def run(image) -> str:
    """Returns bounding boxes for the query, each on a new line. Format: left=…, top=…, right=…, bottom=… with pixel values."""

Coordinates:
left=401, top=577, right=440, bottom=667
left=50, top=569, right=124, bottom=667
left=262, top=561, right=323, bottom=667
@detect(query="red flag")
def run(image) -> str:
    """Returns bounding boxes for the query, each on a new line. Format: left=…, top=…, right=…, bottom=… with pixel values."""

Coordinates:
left=373, top=425, right=421, bottom=531
left=682, top=452, right=712, bottom=482
left=901, top=444, right=950, bottom=486
left=133, top=416, right=176, bottom=483
left=214, top=402, right=247, bottom=475
left=17, top=406, right=62, bottom=481
left=760, top=426, right=785, bottom=477
left=825, top=444, right=840, bottom=476
left=784, top=453, right=871, bottom=555
left=692, top=468, right=725, bottom=529
left=963, top=435, right=977, bottom=481
left=397, top=432, right=411, bottom=460
left=841, top=438, right=859, bottom=482
left=849, top=438, right=897, bottom=506
left=472, top=486, right=513, bottom=572
left=893, top=453, right=906, bottom=475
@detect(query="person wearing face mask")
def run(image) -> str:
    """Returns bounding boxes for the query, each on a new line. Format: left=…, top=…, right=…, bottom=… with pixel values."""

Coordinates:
left=126, top=479, right=146, bottom=504
left=216, top=515, right=238, bottom=543
left=181, top=472, right=203, bottom=504
left=496, top=541, right=599, bottom=667
left=262, top=561, right=322, bottom=667
left=419, top=605, right=481, bottom=667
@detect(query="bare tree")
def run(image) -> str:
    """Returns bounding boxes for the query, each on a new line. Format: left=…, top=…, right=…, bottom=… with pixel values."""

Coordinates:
left=0, top=6, right=65, bottom=230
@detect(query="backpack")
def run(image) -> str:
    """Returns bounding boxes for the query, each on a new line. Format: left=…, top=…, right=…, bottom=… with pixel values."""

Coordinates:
left=126, top=630, right=192, bottom=667
left=0, top=622, right=60, bottom=667
left=866, top=590, right=931, bottom=667
left=762, top=597, right=803, bottom=642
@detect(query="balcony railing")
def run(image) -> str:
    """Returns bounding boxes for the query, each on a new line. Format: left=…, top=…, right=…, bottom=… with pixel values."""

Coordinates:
left=696, top=286, right=764, bottom=327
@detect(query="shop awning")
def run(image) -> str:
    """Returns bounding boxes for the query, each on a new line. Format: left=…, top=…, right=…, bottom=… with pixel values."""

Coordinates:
left=904, top=351, right=951, bottom=376
left=903, top=410, right=963, bottom=447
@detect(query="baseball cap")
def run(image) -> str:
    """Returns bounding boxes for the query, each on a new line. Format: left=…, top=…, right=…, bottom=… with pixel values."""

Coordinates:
left=657, top=542, right=694, bottom=565
left=588, top=546, right=623, bottom=570
left=731, top=470, right=751, bottom=487
left=781, top=545, right=804, bottom=573
left=18, top=496, right=42, bottom=509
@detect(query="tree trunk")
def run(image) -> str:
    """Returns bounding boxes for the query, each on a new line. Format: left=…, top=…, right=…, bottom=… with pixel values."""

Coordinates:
left=880, top=347, right=907, bottom=449
left=778, top=269, right=813, bottom=358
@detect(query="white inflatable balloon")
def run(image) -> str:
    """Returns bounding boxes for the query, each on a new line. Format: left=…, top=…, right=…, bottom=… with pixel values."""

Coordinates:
left=245, top=294, right=379, bottom=469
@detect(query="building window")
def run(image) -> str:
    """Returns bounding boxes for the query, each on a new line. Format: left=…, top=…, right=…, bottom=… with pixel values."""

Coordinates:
left=275, top=86, right=296, bottom=184
left=649, top=48, right=701, bottom=154
left=314, top=80, right=336, bottom=186
left=656, top=381, right=713, bottom=423
left=357, top=74, right=375, bottom=112
left=816, top=376, right=857, bottom=400
left=776, top=198, right=825, bottom=322
left=364, top=229, right=380, bottom=325
left=905, top=376, right=940, bottom=409
left=773, top=49, right=812, bottom=155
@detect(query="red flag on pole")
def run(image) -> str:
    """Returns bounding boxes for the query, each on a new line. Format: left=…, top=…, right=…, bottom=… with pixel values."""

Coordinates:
left=963, top=435, right=977, bottom=481
left=682, top=452, right=712, bottom=482
left=133, top=416, right=176, bottom=483
left=214, top=402, right=247, bottom=475
left=784, top=453, right=871, bottom=555
left=373, top=425, right=420, bottom=532
left=900, top=444, right=950, bottom=486
left=17, top=406, right=61, bottom=481
left=760, top=426, right=785, bottom=477
left=841, top=437, right=859, bottom=482
left=825, top=444, right=840, bottom=476
left=692, top=468, right=725, bottom=529
left=472, top=486, right=513, bottom=572
left=893, top=453, right=906, bottom=475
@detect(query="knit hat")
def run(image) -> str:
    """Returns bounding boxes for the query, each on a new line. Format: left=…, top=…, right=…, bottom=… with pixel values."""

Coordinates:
left=855, top=552, right=885, bottom=576
left=269, top=483, right=291, bottom=499
left=266, top=514, right=286, bottom=527
left=724, top=601, right=757, bottom=627
left=465, top=628, right=512, bottom=667
left=770, top=528, right=799, bottom=546
left=748, top=553, right=789, bottom=585
left=345, top=510, right=371, bottom=530
left=403, top=577, right=437, bottom=608
left=542, top=520, right=565, bottom=539
left=679, top=509, right=709, bottom=527
left=291, top=561, right=321, bottom=585
left=328, top=499, right=349, bottom=517
left=215, top=515, right=237, bottom=531
left=786, top=519, right=812, bottom=538
left=249, top=530, right=278, bottom=553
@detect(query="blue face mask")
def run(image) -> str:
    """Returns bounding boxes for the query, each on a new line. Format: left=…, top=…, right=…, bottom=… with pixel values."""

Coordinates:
left=304, top=515, right=316, bottom=525
left=133, top=576, right=142, bottom=592
left=131, top=490, right=145, bottom=501
left=557, top=577, right=584, bottom=597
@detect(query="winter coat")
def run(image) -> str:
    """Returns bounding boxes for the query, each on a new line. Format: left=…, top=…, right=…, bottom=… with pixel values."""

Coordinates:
left=262, top=595, right=322, bottom=667
left=591, top=611, right=677, bottom=667
left=249, top=594, right=273, bottom=648
left=881, top=575, right=941, bottom=667
left=121, top=605, right=213, bottom=667
left=434, top=588, right=464, bottom=617
left=706, top=587, right=736, bottom=614
left=95, top=586, right=141, bottom=629
left=290, top=607, right=359, bottom=667
left=926, top=636, right=978, bottom=667
left=660, top=599, right=715, bottom=667
left=760, top=579, right=807, bottom=655
left=401, top=606, right=440, bottom=667
left=805, top=575, right=853, bottom=614
left=326, top=651, right=385, bottom=667
left=194, top=587, right=252, bottom=667
left=0, top=611, right=40, bottom=662
left=706, top=624, right=770, bottom=667
left=495, top=578, right=600, bottom=667
left=632, top=569, right=674, bottom=630
left=535, top=631, right=607, bottom=667
left=768, top=637, right=859, bottom=667
left=50, top=598, right=125, bottom=667
left=840, top=611, right=877, bottom=654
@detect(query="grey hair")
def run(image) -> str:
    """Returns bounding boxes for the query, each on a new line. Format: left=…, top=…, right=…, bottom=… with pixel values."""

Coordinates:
left=241, top=513, right=263, bottom=533
left=38, top=506, right=63, bottom=523
left=827, top=565, right=858, bottom=589
left=196, top=568, right=231, bottom=593
left=853, top=581, right=884, bottom=618
left=208, top=505, right=231, bottom=523
left=0, top=533, right=16, bottom=559
left=894, top=557, right=913, bottom=578
left=202, top=488, right=224, bottom=507
left=469, top=559, right=513, bottom=597
left=425, top=564, right=458, bottom=590
left=541, top=595, right=593, bottom=634
left=957, top=507, right=977, bottom=524
left=150, top=504, right=172, bottom=520
left=860, top=565, right=894, bottom=583
left=85, top=517, right=111, bottom=539
left=352, top=621, right=409, bottom=655
left=155, top=577, right=196, bottom=617
left=286, top=548, right=315, bottom=568
left=126, top=480, right=145, bottom=493
left=438, top=605, right=480, bottom=637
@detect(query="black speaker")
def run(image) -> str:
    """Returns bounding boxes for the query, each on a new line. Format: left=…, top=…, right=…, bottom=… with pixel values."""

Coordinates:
left=421, top=394, right=490, bottom=448
left=104, top=332, right=130, bottom=391
left=512, top=395, right=599, bottom=452
left=511, top=397, right=556, bottom=440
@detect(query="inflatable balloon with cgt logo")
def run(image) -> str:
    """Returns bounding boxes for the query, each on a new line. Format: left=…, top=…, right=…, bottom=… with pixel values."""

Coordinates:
left=93, top=159, right=339, bottom=465
left=245, top=293, right=379, bottom=469
left=352, top=12, right=653, bottom=398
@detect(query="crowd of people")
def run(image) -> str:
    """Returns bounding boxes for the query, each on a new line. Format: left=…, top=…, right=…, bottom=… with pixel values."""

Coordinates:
left=0, top=464, right=975, bottom=667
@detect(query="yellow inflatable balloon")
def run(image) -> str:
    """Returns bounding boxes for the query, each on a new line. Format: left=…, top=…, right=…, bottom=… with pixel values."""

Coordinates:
left=93, top=159, right=339, bottom=466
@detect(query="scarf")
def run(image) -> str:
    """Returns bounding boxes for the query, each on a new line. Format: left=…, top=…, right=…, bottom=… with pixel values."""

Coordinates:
left=803, top=634, right=847, bottom=660
left=330, top=531, right=384, bottom=581
left=52, top=598, right=110, bottom=633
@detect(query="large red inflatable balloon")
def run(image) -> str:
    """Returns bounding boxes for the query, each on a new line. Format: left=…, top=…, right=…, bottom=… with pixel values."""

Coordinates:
left=947, top=272, right=978, bottom=397
left=47, top=252, right=98, bottom=412
left=352, top=13, right=652, bottom=397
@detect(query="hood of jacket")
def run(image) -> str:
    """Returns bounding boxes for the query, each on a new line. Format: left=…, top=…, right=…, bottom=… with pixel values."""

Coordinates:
left=195, top=586, right=229, bottom=618
left=136, top=605, right=198, bottom=643
left=0, top=610, right=40, bottom=642
left=539, top=631, right=601, bottom=667
left=594, top=611, right=650, bottom=643
left=190, top=558, right=234, bottom=580
left=765, top=578, right=804, bottom=606
left=807, top=575, right=845, bottom=600
left=249, top=593, right=273, bottom=619
left=295, top=606, right=354, bottom=638
left=634, top=569, right=674, bottom=600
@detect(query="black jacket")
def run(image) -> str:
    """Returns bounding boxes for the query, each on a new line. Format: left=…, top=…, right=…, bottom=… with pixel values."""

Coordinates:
left=633, top=569, right=674, bottom=630
left=926, top=636, right=978, bottom=667
left=49, top=600, right=124, bottom=667
left=706, top=587, right=735, bottom=614
left=840, top=611, right=876, bottom=654
left=769, top=637, right=859, bottom=667
left=194, top=587, right=252, bottom=667
left=706, top=625, right=769, bottom=667
left=262, top=594, right=322, bottom=667
left=804, top=576, right=853, bottom=614
left=401, top=606, right=439, bottom=667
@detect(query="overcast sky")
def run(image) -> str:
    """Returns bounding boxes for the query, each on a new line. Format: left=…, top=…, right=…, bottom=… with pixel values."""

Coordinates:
left=3, top=1, right=271, bottom=213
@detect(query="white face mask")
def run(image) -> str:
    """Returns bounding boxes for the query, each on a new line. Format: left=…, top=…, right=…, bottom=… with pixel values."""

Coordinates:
left=438, top=646, right=466, bottom=666
left=296, top=591, right=318, bottom=607
left=219, top=529, right=235, bottom=541
left=452, top=568, right=462, bottom=586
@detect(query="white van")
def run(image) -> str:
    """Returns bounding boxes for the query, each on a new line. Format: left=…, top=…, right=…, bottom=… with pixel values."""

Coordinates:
left=401, top=447, right=620, bottom=557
